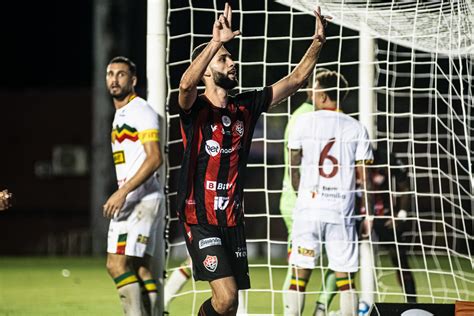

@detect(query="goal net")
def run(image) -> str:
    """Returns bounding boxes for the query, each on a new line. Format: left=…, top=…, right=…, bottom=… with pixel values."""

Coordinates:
left=164, top=0, right=474, bottom=314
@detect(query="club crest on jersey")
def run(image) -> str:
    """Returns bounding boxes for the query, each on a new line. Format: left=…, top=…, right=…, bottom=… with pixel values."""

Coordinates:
left=205, top=140, right=221, bottom=157
left=203, top=255, right=218, bottom=272
left=222, top=115, right=231, bottom=127
left=214, top=196, right=229, bottom=211
left=233, top=120, right=244, bottom=137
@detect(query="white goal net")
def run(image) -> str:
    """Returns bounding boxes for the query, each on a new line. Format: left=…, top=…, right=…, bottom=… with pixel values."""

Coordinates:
left=164, top=0, right=474, bottom=314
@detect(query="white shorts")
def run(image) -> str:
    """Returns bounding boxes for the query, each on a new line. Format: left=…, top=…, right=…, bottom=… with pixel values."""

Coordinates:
left=289, top=219, right=358, bottom=273
left=107, top=198, right=165, bottom=257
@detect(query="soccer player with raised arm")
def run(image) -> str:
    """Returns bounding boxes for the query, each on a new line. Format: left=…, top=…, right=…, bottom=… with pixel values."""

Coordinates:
left=284, top=70, right=373, bottom=316
left=104, top=56, right=165, bottom=316
left=177, top=3, right=329, bottom=315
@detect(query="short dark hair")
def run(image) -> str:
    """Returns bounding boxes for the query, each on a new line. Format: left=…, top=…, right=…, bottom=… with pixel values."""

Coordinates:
left=306, top=67, right=331, bottom=89
left=108, top=56, right=137, bottom=77
left=315, top=70, right=349, bottom=103
left=191, top=43, right=209, bottom=61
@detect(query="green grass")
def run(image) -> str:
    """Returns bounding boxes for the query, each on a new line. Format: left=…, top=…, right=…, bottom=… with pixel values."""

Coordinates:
left=0, top=256, right=472, bottom=315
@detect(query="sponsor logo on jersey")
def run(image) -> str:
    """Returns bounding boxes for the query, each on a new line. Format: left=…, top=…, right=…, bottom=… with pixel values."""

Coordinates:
left=205, top=140, right=240, bottom=156
left=113, top=150, right=125, bottom=165
left=205, top=140, right=221, bottom=157
left=298, top=246, right=315, bottom=257
left=235, top=247, right=247, bottom=258
left=198, top=237, right=222, bottom=249
left=222, top=115, right=231, bottom=127
left=206, top=181, right=233, bottom=191
left=214, top=196, right=229, bottom=211
left=136, top=234, right=149, bottom=245
left=234, top=120, right=244, bottom=137
left=211, top=124, right=218, bottom=132
left=203, top=255, right=218, bottom=272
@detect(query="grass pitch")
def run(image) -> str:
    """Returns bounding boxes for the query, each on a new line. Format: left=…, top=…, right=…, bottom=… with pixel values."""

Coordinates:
left=0, top=256, right=472, bottom=315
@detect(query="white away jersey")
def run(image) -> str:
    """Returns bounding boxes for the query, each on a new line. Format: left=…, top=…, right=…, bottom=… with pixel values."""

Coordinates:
left=288, top=110, right=373, bottom=224
left=111, top=96, right=162, bottom=201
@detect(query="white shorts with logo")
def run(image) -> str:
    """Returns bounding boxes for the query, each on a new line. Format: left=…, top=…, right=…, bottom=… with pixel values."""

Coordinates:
left=107, top=197, right=165, bottom=257
left=289, top=218, right=358, bottom=273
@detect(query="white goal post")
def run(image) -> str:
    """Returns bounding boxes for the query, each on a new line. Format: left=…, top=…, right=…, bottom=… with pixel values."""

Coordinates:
left=160, top=0, right=474, bottom=314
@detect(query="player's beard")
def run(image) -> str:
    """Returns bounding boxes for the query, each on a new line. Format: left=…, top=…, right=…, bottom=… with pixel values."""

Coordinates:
left=212, top=69, right=238, bottom=90
left=109, top=84, right=133, bottom=101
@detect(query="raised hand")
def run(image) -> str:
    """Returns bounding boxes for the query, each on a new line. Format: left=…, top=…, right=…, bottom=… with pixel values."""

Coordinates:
left=212, top=2, right=241, bottom=43
left=313, top=6, right=331, bottom=43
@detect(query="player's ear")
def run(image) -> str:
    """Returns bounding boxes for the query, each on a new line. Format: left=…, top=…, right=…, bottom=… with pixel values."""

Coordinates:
left=132, top=75, right=138, bottom=87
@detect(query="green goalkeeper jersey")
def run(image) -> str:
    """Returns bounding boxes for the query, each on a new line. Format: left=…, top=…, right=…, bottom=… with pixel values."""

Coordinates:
left=279, top=101, right=314, bottom=232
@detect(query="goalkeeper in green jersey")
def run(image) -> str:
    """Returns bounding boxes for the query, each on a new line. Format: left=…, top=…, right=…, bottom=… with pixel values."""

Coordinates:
left=280, top=68, right=339, bottom=315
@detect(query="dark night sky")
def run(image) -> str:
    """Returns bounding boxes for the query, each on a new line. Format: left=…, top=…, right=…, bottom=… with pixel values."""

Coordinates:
left=4, top=1, right=93, bottom=89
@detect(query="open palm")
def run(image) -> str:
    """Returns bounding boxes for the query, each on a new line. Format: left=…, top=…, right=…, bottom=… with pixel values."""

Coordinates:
left=212, top=2, right=241, bottom=43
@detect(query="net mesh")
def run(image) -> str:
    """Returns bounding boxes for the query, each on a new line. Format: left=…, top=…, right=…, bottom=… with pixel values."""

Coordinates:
left=165, top=0, right=474, bottom=313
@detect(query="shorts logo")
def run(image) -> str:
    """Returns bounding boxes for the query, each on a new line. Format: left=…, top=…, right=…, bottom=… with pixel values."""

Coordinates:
left=214, top=196, right=229, bottom=211
left=234, top=120, right=244, bottom=137
left=203, top=255, right=218, bottom=272
left=198, top=237, right=222, bottom=249
left=235, top=247, right=247, bottom=258
left=136, top=234, right=149, bottom=245
left=205, top=140, right=221, bottom=157
left=222, top=115, right=231, bottom=127
left=298, top=246, right=315, bottom=257
left=206, top=181, right=232, bottom=191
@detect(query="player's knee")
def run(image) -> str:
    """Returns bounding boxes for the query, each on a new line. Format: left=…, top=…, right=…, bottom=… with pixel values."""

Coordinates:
left=213, top=288, right=238, bottom=314
left=106, top=256, right=128, bottom=278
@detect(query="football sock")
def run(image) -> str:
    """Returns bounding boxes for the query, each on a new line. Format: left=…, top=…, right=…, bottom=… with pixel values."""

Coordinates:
left=114, top=271, right=142, bottom=316
left=337, top=276, right=358, bottom=316
left=142, top=278, right=158, bottom=315
left=164, top=266, right=191, bottom=307
left=284, top=276, right=308, bottom=315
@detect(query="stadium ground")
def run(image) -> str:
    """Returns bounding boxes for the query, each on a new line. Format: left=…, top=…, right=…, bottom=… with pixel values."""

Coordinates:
left=0, top=256, right=471, bottom=315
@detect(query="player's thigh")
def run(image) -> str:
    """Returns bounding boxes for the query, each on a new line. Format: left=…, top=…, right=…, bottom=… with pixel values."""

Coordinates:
left=210, top=276, right=238, bottom=302
left=181, top=222, right=235, bottom=284
left=288, top=218, right=322, bottom=269
left=221, top=224, right=250, bottom=290
left=325, top=223, right=358, bottom=273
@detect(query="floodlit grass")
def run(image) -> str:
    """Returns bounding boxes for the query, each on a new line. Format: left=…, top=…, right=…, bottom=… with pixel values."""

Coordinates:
left=0, top=256, right=472, bottom=315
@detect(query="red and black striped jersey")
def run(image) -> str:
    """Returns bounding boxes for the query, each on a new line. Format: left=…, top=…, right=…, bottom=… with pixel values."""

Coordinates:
left=177, top=87, right=271, bottom=227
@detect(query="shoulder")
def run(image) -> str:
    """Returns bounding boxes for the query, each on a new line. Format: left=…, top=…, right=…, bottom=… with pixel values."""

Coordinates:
left=132, top=97, right=157, bottom=115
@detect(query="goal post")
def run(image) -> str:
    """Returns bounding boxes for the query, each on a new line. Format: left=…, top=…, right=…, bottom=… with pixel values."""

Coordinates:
left=162, top=0, right=474, bottom=314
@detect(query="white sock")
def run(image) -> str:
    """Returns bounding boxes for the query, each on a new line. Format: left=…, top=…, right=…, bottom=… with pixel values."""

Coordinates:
left=237, top=290, right=247, bottom=315
left=340, top=290, right=358, bottom=316
left=118, top=282, right=142, bottom=316
left=359, top=240, right=375, bottom=306
left=284, top=290, right=305, bottom=316
left=148, top=291, right=158, bottom=316
left=164, top=268, right=190, bottom=308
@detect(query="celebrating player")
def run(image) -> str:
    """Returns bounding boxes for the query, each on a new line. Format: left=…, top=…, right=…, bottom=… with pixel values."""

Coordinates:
left=177, top=2, right=329, bottom=315
left=0, top=189, right=12, bottom=211
left=104, top=56, right=165, bottom=315
left=284, top=70, right=373, bottom=316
